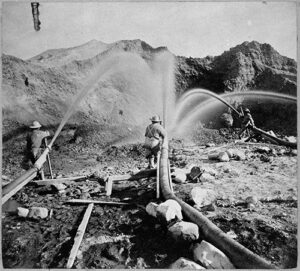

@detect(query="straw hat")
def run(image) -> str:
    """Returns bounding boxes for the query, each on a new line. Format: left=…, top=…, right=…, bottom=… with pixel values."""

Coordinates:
left=150, top=115, right=161, bottom=122
left=30, top=120, right=42, bottom=129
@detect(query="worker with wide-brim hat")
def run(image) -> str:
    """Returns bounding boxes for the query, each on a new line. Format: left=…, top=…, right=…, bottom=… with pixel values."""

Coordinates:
left=239, top=108, right=255, bottom=139
left=26, top=121, right=51, bottom=178
left=144, top=115, right=167, bottom=169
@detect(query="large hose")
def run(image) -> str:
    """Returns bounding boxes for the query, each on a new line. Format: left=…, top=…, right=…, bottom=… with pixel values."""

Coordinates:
left=250, top=126, right=297, bottom=149
left=2, top=147, right=50, bottom=204
left=159, top=143, right=276, bottom=269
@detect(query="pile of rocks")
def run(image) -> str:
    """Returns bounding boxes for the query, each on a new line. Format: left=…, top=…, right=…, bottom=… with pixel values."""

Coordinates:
left=146, top=199, right=235, bottom=269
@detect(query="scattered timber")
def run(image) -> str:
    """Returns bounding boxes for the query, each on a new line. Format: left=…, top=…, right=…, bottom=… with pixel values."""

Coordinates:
left=66, top=199, right=131, bottom=206
left=33, top=176, right=86, bottom=186
left=66, top=203, right=94, bottom=268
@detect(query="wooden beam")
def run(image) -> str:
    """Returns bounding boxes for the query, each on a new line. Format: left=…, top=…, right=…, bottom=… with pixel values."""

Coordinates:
left=33, top=176, right=86, bottom=185
left=66, top=203, right=94, bottom=269
left=108, top=169, right=156, bottom=182
left=66, top=199, right=131, bottom=206
left=104, top=169, right=156, bottom=196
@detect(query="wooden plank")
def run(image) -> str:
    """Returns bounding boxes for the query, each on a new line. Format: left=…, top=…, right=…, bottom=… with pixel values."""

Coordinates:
left=108, top=169, right=156, bottom=182
left=33, top=176, right=86, bottom=185
left=66, top=203, right=94, bottom=269
left=66, top=199, right=131, bottom=206
left=106, top=178, right=113, bottom=196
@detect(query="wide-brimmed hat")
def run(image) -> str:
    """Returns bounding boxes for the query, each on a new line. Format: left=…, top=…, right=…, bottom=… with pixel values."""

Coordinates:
left=30, top=120, right=42, bottom=129
left=150, top=115, right=161, bottom=122
left=244, top=108, right=250, bottom=113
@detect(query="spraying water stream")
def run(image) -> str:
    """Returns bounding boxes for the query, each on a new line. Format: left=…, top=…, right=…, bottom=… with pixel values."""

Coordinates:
left=172, top=88, right=297, bottom=133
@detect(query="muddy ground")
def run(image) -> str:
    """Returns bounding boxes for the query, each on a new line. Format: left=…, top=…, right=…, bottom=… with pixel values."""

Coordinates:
left=1, top=126, right=297, bottom=269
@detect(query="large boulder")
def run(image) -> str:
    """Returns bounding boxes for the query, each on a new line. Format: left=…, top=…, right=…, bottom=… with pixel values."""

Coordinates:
left=28, top=207, right=49, bottom=219
left=172, top=169, right=187, bottom=184
left=218, top=152, right=230, bottom=162
left=146, top=202, right=158, bottom=217
left=192, top=241, right=235, bottom=269
left=169, top=257, right=205, bottom=269
left=208, top=152, right=219, bottom=160
left=200, top=172, right=215, bottom=183
left=17, top=207, right=29, bottom=218
left=156, top=199, right=183, bottom=223
left=168, top=221, right=199, bottom=243
left=191, top=187, right=216, bottom=207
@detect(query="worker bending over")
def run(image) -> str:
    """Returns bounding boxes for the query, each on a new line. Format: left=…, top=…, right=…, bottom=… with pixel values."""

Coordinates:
left=239, top=108, right=255, bottom=139
left=26, top=121, right=50, bottom=178
left=144, top=115, right=167, bottom=169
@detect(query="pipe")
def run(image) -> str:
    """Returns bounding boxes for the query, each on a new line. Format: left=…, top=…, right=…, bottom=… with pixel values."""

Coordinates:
left=2, top=168, right=37, bottom=204
left=250, top=126, right=297, bottom=149
left=159, top=143, right=276, bottom=269
left=1, top=147, right=50, bottom=204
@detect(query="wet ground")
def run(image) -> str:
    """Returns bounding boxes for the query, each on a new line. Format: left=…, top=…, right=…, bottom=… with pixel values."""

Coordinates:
left=1, top=127, right=297, bottom=268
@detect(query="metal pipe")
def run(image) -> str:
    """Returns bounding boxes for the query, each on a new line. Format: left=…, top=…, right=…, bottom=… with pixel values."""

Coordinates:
left=159, top=143, right=276, bottom=269
left=1, top=147, right=50, bottom=204
left=2, top=168, right=37, bottom=204
left=250, top=126, right=297, bottom=148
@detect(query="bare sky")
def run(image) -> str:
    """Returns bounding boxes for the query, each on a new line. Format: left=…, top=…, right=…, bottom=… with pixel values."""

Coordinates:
left=2, top=1, right=297, bottom=60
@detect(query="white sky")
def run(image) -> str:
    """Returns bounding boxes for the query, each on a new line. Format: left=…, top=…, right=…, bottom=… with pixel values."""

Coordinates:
left=2, top=1, right=297, bottom=60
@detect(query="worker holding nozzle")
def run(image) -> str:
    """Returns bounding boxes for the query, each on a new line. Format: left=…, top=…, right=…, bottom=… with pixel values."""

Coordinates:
left=144, top=115, right=167, bottom=169
left=238, top=108, right=255, bottom=139
left=26, top=121, right=51, bottom=179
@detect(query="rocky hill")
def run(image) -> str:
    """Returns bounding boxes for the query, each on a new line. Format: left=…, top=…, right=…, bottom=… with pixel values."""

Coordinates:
left=176, top=41, right=296, bottom=95
left=2, top=39, right=297, bottom=136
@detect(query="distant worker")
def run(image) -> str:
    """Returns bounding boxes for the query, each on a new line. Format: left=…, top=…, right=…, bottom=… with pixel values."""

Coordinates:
left=26, top=121, right=50, bottom=178
left=144, top=115, right=167, bottom=169
left=238, top=108, right=255, bottom=139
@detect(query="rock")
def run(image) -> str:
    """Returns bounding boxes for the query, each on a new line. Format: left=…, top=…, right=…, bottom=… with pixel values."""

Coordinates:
left=28, top=207, right=48, bottom=219
left=286, top=195, right=297, bottom=201
left=200, top=166, right=218, bottom=176
left=192, top=241, right=235, bottom=269
left=208, top=152, right=219, bottom=160
left=245, top=196, right=259, bottom=205
left=247, top=203, right=255, bottom=210
left=172, top=169, right=187, bottom=184
left=168, top=221, right=199, bottom=243
left=233, top=150, right=246, bottom=161
left=218, top=152, right=230, bottom=162
left=146, top=202, right=158, bottom=217
left=206, top=143, right=215, bottom=147
left=260, top=154, right=271, bottom=162
left=291, top=149, right=297, bottom=156
left=191, top=188, right=216, bottom=207
left=17, top=207, right=29, bottom=218
left=201, top=203, right=216, bottom=212
left=225, top=149, right=234, bottom=158
left=189, top=166, right=202, bottom=181
left=51, top=183, right=67, bottom=191
left=200, top=172, right=215, bottom=183
left=285, top=136, right=297, bottom=143
left=156, top=199, right=183, bottom=223
left=226, top=230, right=238, bottom=239
left=169, top=257, right=205, bottom=269
left=255, top=146, right=271, bottom=153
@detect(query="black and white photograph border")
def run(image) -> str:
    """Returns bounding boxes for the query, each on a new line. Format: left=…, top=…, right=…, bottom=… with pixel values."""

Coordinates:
left=1, top=0, right=299, bottom=269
